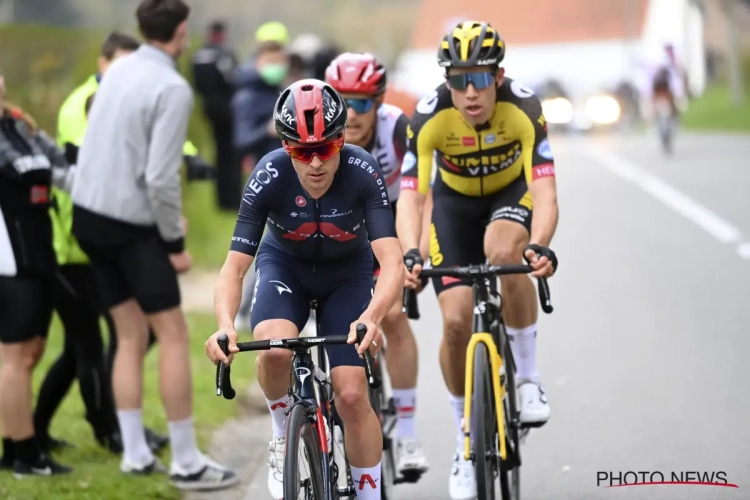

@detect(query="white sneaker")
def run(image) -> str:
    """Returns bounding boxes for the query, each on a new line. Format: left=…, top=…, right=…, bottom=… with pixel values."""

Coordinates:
left=169, top=454, right=238, bottom=491
left=449, top=451, right=477, bottom=500
left=518, top=379, right=551, bottom=424
left=396, top=438, right=430, bottom=475
left=267, top=437, right=285, bottom=499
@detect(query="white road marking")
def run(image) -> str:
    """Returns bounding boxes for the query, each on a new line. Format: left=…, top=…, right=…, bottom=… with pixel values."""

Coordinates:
left=579, top=146, right=750, bottom=259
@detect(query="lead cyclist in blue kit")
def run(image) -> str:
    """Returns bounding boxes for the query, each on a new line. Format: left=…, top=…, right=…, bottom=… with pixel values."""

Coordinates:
left=205, top=79, right=405, bottom=500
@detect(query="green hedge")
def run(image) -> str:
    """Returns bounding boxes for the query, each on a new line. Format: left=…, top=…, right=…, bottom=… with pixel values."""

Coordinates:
left=1, top=24, right=237, bottom=268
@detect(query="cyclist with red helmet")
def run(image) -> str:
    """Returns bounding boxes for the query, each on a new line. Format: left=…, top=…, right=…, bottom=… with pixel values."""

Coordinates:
left=205, top=79, right=404, bottom=500
left=325, top=52, right=430, bottom=476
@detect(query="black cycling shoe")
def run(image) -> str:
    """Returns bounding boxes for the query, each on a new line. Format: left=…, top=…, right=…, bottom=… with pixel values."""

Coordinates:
left=145, top=428, right=169, bottom=454
left=97, top=431, right=124, bottom=454
left=37, top=435, right=75, bottom=453
left=12, top=453, right=73, bottom=477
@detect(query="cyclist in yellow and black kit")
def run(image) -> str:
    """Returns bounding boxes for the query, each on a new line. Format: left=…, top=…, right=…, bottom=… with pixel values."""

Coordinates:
left=397, top=21, right=560, bottom=500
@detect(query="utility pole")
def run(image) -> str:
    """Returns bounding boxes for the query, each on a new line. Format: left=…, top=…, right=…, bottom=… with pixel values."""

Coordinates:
left=724, top=0, right=745, bottom=104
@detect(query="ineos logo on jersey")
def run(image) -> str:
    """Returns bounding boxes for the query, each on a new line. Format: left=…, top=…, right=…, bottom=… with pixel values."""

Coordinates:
left=416, top=90, right=438, bottom=114
left=247, top=162, right=279, bottom=195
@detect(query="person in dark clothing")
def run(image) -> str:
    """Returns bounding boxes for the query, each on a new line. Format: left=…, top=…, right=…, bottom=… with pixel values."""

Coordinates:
left=231, top=41, right=289, bottom=166
left=191, top=20, right=238, bottom=211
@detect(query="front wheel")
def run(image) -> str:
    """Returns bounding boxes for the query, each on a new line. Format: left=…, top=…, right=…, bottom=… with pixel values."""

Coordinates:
left=284, top=404, right=326, bottom=499
left=473, top=343, right=499, bottom=500
left=499, top=337, right=521, bottom=500
left=368, top=354, right=395, bottom=500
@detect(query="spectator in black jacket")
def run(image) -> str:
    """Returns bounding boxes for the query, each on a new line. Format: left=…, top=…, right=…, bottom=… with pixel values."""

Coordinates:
left=191, top=20, right=238, bottom=210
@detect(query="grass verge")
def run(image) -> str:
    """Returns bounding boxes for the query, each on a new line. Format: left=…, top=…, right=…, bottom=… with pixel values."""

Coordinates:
left=0, top=313, right=255, bottom=500
left=682, top=85, right=750, bottom=131
left=183, top=181, right=239, bottom=270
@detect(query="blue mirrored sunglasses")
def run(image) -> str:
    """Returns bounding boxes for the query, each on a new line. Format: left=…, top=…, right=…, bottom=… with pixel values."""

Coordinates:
left=447, top=72, right=495, bottom=91
left=345, top=98, right=375, bottom=114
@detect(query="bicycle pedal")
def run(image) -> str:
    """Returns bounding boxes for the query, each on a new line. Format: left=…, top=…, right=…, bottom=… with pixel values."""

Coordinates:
left=394, top=470, right=424, bottom=484
left=520, top=420, right=547, bottom=430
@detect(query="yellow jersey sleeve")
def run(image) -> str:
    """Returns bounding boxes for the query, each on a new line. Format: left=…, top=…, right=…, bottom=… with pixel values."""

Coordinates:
left=514, top=87, right=555, bottom=184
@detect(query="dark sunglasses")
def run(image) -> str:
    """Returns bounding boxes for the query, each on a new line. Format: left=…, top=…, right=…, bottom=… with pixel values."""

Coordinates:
left=447, top=71, right=496, bottom=91
left=345, top=98, right=375, bottom=114
left=284, top=136, right=345, bottom=163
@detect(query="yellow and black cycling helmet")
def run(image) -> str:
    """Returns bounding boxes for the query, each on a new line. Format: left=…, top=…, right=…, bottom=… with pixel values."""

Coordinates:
left=437, top=20, right=505, bottom=69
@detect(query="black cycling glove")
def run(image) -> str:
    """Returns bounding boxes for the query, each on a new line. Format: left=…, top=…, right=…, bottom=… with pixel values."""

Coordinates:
left=524, top=244, right=558, bottom=272
left=184, top=155, right=217, bottom=182
left=403, top=248, right=423, bottom=271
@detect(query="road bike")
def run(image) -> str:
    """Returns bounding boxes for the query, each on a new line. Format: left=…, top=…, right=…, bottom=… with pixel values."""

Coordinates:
left=215, top=318, right=380, bottom=499
left=408, top=262, right=553, bottom=500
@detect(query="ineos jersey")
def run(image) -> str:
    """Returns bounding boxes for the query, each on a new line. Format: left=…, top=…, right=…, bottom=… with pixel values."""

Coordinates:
left=230, top=145, right=397, bottom=262
left=367, top=104, right=408, bottom=203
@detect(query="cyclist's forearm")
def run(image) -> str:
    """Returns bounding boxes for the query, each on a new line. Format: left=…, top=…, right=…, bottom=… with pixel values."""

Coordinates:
left=395, top=189, right=425, bottom=251
left=214, top=260, right=249, bottom=331
left=529, top=188, right=559, bottom=248
left=365, top=241, right=404, bottom=324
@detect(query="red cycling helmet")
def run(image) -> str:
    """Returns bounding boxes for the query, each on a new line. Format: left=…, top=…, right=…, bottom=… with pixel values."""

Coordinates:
left=324, top=52, right=387, bottom=96
left=274, top=79, right=348, bottom=144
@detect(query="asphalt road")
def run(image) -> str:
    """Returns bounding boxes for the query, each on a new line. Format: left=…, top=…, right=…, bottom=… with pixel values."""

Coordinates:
left=245, top=131, right=750, bottom=499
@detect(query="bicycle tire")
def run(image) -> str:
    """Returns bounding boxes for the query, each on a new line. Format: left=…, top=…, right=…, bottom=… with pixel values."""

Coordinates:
left=473, top=343, right=498, bottom=500
left=499, top=333, right=521, bottom=500
left=284, top=404, right=327, bottom=499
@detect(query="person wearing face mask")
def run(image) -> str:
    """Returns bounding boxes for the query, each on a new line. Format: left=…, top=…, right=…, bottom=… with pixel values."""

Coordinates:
left=0, top=71, right=76, bottom=477
left=69, top=0, right=237, bottom=488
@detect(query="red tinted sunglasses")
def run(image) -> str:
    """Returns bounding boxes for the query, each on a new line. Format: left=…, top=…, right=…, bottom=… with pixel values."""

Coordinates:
left=284, top=136, right=344, bottom=163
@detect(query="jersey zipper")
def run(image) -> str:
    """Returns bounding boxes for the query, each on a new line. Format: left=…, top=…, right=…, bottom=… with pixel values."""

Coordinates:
left=313, top=199, right=321, bottom=272
left=477, top=131, right=485, bottom=197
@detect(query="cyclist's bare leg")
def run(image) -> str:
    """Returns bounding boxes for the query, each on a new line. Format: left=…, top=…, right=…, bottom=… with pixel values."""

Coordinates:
left=437, top=287, right=473, bottom=397
left=484, top=220, right=536, bottom=327
left=484, top=219, right=549, bottom=423
left=381, top=301, right=429, bottom=472
left=331, top=366, right=383, bottom=498
left=252, top=319, right=300, bottom=498
left=382, top=302, right=418, bottom=390
left=253, top=319, right=299, bottom=400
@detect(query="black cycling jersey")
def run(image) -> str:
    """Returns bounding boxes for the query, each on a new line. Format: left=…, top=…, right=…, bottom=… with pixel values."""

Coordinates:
left=230, top=144, right=396, bottom=263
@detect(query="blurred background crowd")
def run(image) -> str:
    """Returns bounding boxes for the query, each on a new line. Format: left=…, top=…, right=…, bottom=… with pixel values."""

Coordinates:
left=2, top=0, right=749, bottom=214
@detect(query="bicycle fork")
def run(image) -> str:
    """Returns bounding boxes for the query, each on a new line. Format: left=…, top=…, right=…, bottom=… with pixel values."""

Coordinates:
left=462, top=334, right=508, bottom=462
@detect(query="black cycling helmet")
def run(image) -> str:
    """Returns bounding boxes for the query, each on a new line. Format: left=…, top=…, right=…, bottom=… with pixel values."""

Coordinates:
left=437, top=20, right=505, bottom=69
left=274, top=78, right=347, bottom=143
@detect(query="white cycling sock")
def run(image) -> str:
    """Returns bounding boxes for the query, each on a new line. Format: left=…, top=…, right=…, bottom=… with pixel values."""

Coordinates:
left=351, top=461, right=382, bottom=499
left=392, top=388, right=417, bottom=440
left=507, top=324, right=539, bottom=382
left=117, top=409, right=153, bottom=466
left=448, top=395, right=465, bottom=450
left=168, top=417, right=205, bottom=474
left=267, top=395, right=292, bottom=438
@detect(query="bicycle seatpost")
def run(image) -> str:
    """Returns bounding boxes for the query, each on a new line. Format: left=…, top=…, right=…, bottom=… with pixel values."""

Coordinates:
left=216, top=334, right=236, bottom=400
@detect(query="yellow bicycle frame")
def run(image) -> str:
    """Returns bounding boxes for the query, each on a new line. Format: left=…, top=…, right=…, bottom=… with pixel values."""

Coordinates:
left=462, top=333, right=507, bottom=462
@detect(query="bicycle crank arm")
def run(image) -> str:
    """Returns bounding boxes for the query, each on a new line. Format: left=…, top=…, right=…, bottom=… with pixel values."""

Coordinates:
left=337, top=485, right=356, bottom=497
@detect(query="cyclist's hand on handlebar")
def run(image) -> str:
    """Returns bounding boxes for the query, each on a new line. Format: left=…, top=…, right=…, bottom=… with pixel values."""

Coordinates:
left=403, top=248, right=423, bottom=289
left=524, top=244, right=558, bottom=278
left=347, top=319, right=382, bottom=357
left=205, top=329, right=239, bottom=366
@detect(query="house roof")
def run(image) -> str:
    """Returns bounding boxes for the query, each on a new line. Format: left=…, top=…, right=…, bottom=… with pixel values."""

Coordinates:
left=410, top=0, right=650, bottom=49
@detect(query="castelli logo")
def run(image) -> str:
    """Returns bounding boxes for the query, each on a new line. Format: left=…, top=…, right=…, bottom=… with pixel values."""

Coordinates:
left=296, top=196, right=307, bottom=207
